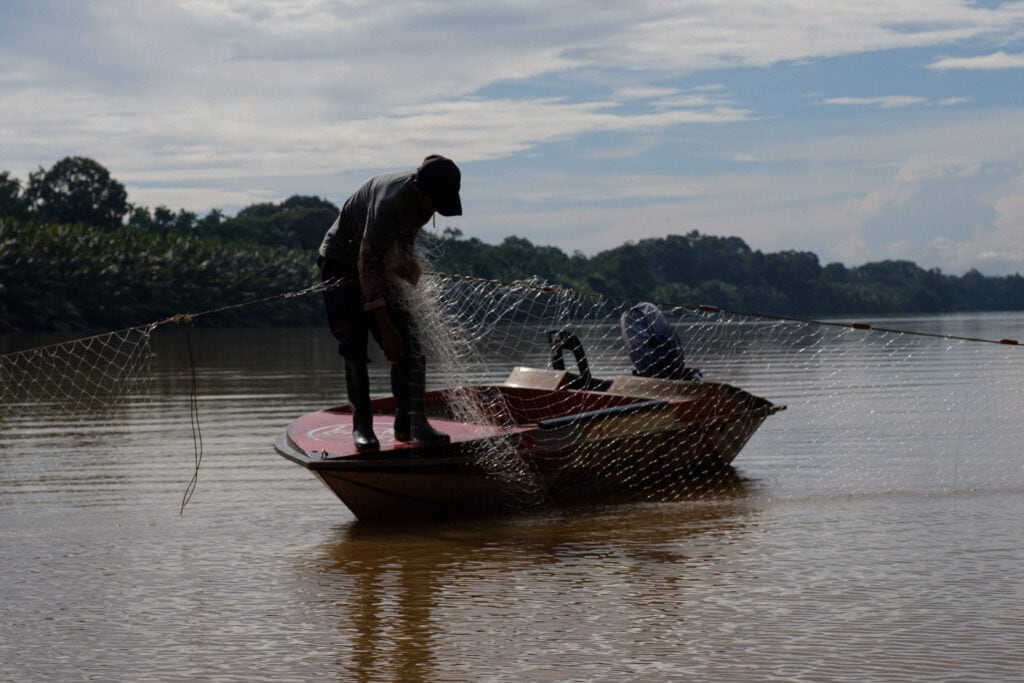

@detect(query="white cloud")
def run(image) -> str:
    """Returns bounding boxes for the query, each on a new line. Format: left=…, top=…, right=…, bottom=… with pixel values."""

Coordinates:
left=1, top=84, right=751, bottom=189
left=609, top=1, right=1020, bottom=71
left=614, top=86, right=681, bottom=101
left=826, top=140, right=1024, bottom=273
left=4, top=1, right=1022, bottom=170
left=125, top=186, right=277, bottom=213
left=834, top=233, right=870, bottom=266
left=469, top=109, right=1024, bottom=275
left=822, top=95, right=929, bottom=109
left=928, top=51, right=1024, bottom=70
left=892, top=156, right=982, bottom=184
left=939, top=175, right=1024, bottom=274
left=3, top=0, right=1024, bottom=276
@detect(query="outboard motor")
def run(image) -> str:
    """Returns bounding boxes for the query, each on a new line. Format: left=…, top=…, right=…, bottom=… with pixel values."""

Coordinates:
left=620, top=302, right=702, bottom=381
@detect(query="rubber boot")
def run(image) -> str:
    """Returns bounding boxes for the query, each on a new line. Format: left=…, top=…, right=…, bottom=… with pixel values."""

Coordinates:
left=391, top=360, right=412, bottom=442
left=345, top=359, right=379, bottom=452
left=392, top=358, right=449, bottom=445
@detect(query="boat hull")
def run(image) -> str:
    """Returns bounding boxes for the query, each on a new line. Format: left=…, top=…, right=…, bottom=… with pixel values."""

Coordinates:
left=275, top=432, right=549, bottom=519
left=275, top=370, right=784, bottom=520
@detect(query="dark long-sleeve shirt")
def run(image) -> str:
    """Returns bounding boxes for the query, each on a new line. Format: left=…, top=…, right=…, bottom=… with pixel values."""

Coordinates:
left=318, top=171, right=431, bottom=310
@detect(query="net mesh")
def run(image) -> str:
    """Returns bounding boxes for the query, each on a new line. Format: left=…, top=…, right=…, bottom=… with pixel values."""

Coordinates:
left=0, top=325, right=156, bottom=420
left=2, top=273, right=1021, bottom=513
left=404, top=273, right=1022, bottom=508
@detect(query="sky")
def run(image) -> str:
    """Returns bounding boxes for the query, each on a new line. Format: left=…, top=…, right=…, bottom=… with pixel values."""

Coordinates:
left=2, top=1, right=1024, bottom=276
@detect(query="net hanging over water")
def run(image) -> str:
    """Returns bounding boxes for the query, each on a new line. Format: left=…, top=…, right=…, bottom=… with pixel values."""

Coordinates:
left=2, top=272, right=1022, bottom=511
left=1, top=324, right=157, bottom=419
left=406, top=274, right=1023, bottom=507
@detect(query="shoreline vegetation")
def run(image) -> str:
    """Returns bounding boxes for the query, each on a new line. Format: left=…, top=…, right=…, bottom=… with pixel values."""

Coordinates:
left=2, top=157, right=1023, bottom=334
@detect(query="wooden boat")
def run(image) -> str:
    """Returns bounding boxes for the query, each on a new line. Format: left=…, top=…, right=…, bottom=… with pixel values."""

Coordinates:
left=275, top=338, right=784, bottom=520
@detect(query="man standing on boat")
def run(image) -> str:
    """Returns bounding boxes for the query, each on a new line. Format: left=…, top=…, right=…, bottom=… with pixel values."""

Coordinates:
left=317, top=155, right=462, bottom=452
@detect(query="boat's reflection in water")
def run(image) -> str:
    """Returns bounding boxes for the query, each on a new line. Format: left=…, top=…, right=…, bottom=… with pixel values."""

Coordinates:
left=303, top=470, right=761, bottom=682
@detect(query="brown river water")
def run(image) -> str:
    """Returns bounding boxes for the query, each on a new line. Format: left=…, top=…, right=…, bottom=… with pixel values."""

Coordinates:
left=2, top=313, right=1023, bottom=682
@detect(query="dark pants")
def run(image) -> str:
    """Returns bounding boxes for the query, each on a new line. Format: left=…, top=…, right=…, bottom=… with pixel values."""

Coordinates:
left=319, top=257, right=421, bottom=363
left=319, top=257, right=447, bottom=444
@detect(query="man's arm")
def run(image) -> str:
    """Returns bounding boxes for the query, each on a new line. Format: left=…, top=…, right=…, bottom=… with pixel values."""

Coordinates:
left=358, top=235, right=404, bottom=363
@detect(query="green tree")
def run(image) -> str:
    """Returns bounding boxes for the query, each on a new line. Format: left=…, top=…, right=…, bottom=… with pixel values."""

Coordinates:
left=608, top=243, right=657, bottom=300
left=128, top=205, right=203, bottom=234
left=853, top=260, right=921, bottom=290
left=693, top=279, right=742, bottom=310
left=197, top=208, right=225, bottom=232
left=0, top=172, right=31, bottom=220
left=219, top=195, right=338, bottom=248
left=126, top=205, right=157, bottom=231
left=274, top=195, right=338, bottom=250
left=757, top=250, right=822, bottom=312
left=25, top=156, right=128, bottom=228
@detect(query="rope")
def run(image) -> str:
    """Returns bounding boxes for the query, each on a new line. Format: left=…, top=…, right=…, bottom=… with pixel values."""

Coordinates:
left=178, top=322, right=204, bottom=514
left=422, top=272, right=1022, bottom=347
left=2, top=274, right=1017, bottom=359
left=153, top=278, right=345, bottom=330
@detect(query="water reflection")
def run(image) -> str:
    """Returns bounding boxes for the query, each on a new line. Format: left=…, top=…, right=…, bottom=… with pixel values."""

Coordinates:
left=303, top=479, right=760, bottom=682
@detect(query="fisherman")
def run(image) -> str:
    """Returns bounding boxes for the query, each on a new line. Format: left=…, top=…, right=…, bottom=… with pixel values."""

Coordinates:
left=317, top=155, right=462, bottom=452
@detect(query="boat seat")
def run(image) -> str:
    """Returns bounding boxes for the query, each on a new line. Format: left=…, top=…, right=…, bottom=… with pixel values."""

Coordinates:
left=503, top=366, right=571, bottom=390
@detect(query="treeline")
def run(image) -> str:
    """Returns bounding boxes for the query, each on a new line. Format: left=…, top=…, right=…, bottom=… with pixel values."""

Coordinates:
left=432, top=230, right=1024, bottom=316
left=0, top=156, right=337, bottom=249
left=1, top=156, right=336, bottom=331
left=2, top=156, right=1023, bottom=333
left=0, top=219, right=322, bottom=332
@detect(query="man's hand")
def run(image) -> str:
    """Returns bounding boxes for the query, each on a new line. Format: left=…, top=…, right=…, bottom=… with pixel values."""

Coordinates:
left=374, top=308, right=404, bottom=363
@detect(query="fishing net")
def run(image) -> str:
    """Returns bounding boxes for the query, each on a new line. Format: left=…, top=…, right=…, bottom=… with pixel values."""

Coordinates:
left=410, top=274, right=1023, bottom=507
left=2, top=272, right=1021, bottom=514
left=0, top=325, right=157, bottom=419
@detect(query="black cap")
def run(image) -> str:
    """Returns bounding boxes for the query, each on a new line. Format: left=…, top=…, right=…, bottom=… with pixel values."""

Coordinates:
left=416, top=155, right=462, bottom=216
